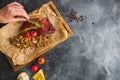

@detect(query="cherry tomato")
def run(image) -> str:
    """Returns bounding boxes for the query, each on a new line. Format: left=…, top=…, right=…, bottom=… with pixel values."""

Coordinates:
left=23, top=31, right=30, bottom=38
left=31, top=64, right=39, bottom=72
left=37, top=57, right=45, bottom=65
left=30, top=31, right=37, bottom=37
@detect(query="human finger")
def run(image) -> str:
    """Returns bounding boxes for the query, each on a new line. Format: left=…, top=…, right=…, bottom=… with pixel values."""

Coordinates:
left=7, top=6, right=29, bottom=20
left=12, top=9, right=29, bottom=20
left=9, top=17, right=27, bottom=22
left=8, top=6, right=24, bottom=12
left=7, top=2, right=24, bottom=8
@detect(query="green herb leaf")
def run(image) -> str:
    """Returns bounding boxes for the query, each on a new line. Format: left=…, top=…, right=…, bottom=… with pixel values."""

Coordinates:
left=28, top=20, right=41, bottom=28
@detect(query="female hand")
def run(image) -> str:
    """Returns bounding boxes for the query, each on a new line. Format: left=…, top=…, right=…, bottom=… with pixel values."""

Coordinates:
left=0, top=2, right=29, bottom=23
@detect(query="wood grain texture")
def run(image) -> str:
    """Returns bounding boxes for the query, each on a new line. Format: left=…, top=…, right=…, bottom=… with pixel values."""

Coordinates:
left=6, top=1, right=73, bottom=71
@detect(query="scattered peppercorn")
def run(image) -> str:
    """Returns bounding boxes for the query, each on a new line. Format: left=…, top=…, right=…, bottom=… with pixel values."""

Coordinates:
left=79, top=16, right=84, bottom=22
left=60, top=8, right=84, bottom=22
left=92, top=22, right=95, bottom=24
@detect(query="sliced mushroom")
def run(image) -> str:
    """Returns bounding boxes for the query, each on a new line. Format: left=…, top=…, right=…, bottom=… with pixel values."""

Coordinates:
left=32, top=38, right=38, bottom=44
left=17, top=72, right=29, bottom=80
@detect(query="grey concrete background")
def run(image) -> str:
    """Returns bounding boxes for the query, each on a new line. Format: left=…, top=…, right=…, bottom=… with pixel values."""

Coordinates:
left=0, top=0, right=120, bottom=80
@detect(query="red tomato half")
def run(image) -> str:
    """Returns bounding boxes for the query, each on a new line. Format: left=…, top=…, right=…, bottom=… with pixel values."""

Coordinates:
left=30, top=31, right=37, bottom=37
left=23, top=31, right=30, bottom=38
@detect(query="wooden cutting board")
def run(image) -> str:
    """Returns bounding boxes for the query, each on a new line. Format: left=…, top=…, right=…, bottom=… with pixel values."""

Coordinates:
left=6, top=1, right=73, bottom=71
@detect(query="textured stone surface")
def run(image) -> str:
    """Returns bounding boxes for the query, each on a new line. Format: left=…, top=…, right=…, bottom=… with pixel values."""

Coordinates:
left=1, top=0, right=120, bottom=80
